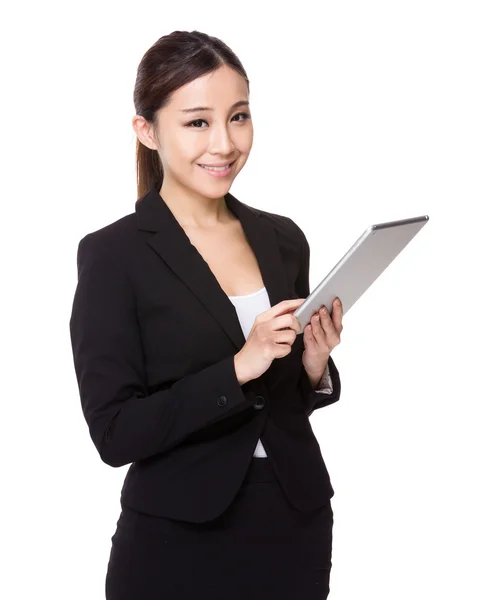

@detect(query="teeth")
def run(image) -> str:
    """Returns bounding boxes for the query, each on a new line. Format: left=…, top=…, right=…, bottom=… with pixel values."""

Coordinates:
left=200, top=163, right=231, bottom=171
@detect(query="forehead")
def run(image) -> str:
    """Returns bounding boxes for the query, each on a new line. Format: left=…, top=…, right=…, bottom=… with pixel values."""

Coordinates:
left=168, top=65, right=248, bottom=109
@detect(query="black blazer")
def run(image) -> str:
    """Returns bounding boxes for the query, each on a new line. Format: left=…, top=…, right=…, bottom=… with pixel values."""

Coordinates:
left=69, top=182, right=341, bottom=523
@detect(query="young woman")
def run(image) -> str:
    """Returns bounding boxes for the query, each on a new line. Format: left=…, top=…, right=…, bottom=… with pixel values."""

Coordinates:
left=69, top=29, right=343, bottom=600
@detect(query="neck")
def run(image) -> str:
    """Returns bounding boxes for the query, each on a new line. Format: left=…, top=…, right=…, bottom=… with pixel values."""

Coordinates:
left=158, top=181, right=231, bottom=228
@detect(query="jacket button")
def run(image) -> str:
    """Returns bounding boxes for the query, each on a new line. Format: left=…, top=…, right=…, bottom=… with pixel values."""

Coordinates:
left=252, top=395, right=266, bottom=410
left=217, top=395, right=227, bottom=407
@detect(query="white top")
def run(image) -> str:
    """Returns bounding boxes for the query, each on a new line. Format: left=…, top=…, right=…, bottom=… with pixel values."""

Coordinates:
left=227, top=286, right=333, bottom=458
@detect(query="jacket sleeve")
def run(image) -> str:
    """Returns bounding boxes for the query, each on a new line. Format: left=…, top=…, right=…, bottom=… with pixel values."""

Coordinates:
left=288, top=218, right=342, bottom=416
left=69, top=234, right=257, bottom=468
left=313, top=362, right=333, bottom=394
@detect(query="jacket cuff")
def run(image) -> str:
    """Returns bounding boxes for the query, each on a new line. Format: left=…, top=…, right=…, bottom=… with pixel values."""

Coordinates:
left=299, top=355, right=341, bottom=415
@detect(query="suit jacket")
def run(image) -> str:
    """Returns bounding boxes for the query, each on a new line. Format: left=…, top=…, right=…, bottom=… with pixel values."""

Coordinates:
left=69, top=181, right=341, bottom=523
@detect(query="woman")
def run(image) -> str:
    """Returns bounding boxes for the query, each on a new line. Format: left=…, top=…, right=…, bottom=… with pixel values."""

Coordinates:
left=69, top=30, right=343, bottom=600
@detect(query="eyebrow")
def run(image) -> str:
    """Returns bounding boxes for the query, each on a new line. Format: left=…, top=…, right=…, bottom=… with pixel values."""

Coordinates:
left=179, top=100, right=250, bottom=113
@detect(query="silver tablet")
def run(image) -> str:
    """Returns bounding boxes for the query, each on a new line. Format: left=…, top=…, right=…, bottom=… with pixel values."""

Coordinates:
left=294, top=215, right=429, bottom=334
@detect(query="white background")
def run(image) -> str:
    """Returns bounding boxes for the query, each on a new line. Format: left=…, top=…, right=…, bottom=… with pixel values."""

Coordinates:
left=1, top=1, right=477, bottom=598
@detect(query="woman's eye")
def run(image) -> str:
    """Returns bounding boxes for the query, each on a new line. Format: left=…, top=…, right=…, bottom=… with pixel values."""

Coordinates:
left=187, top=119, right=207, bottom=128
left=186, top=112, right=251, bottom=128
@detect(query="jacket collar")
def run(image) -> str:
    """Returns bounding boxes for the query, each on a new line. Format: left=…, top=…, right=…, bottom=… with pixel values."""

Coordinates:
left=135, top=181, right=292, bottom=352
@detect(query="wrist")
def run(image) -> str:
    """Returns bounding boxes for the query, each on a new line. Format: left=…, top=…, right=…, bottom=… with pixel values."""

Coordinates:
left=306, top=372, right=322, bottom=390
left=304, top=360, right=328, bottom=390
left=234, top=353, right=250, bottom=386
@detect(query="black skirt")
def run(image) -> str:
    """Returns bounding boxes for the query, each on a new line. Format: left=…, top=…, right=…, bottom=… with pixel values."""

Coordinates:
left=105, top=456, right=334, bottom=600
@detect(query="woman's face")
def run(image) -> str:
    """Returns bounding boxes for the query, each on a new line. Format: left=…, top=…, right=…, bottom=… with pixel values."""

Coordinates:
left=136, top=64, right=253, bottom=201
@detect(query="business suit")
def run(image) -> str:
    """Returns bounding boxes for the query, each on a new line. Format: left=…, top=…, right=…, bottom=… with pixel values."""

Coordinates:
left=69, top=181, right=341, bottom=598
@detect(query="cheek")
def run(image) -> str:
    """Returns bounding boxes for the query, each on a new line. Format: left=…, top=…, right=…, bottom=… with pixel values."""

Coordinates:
left=163, top=134, right=203, bottom=167
left=233, top=148, right=252, bottom=174
left=237, top=129, right=253, bottom=154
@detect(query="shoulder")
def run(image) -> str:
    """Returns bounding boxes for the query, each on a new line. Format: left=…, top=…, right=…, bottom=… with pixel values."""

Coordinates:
left=76, top=212, right=137, bottom=259
left=253, top=205, right=308, bottom=250
left=74, top=213, right=142, bottom=281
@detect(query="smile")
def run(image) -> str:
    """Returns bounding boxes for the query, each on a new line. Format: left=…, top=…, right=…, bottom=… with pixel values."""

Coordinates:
left=197, top=160, right=236, bottom=177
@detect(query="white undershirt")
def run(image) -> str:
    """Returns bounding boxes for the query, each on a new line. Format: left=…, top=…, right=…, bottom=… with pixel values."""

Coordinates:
left=227, top=287, right=333, bottom=458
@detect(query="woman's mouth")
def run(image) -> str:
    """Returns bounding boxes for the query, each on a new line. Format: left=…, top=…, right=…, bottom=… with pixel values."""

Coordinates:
left=197, top=159, right=236, bottom=177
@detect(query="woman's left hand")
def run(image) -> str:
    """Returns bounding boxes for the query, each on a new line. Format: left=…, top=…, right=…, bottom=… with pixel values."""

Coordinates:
left=302, top=297, right=343, bottom=378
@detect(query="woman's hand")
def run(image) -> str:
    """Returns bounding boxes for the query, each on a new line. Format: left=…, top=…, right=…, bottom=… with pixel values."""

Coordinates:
left=302, top=297, right=343, bottom=382
left=234, top=298, right=305, bottom=384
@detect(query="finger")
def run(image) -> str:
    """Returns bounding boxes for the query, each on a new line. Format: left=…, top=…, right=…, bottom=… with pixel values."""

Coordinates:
left=318, top=306, right=334, bottom=331
left=275, top=312, right=302, bottom=333
left=269, top=298, right=306, bottom=319
left=304, top=322, right=320, bottom=349
left=311, top=313, right=327, bottom=347
left=331, top=298, right=344, bottom=332
left=319, top=307, right=341, bottom=346
left=303, top=323, right=314, bottom=344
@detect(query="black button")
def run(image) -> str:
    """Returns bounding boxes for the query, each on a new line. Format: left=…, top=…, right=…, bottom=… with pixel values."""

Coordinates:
left=217, top=395, right=227, bottom=407
left=252, top=395, right=265, bottom=410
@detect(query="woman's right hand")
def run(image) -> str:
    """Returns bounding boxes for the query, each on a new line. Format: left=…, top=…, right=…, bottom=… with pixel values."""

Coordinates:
left=234, top=298, right=306, bottom=384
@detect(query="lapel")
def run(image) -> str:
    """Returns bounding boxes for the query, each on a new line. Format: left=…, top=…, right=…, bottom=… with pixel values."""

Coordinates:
left=135, top=182, right=292, bottom=353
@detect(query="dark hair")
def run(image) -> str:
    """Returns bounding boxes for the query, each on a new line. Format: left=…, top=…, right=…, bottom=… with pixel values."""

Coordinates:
left=133, top=30, right=250, bottom=200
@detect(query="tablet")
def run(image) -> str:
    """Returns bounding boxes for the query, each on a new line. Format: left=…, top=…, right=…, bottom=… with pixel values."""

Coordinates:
left=293, top=215, right=429, bottom=334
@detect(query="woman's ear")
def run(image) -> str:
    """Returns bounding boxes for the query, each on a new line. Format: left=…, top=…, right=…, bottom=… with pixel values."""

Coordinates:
left=132, top=114, right=158, bottom=151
